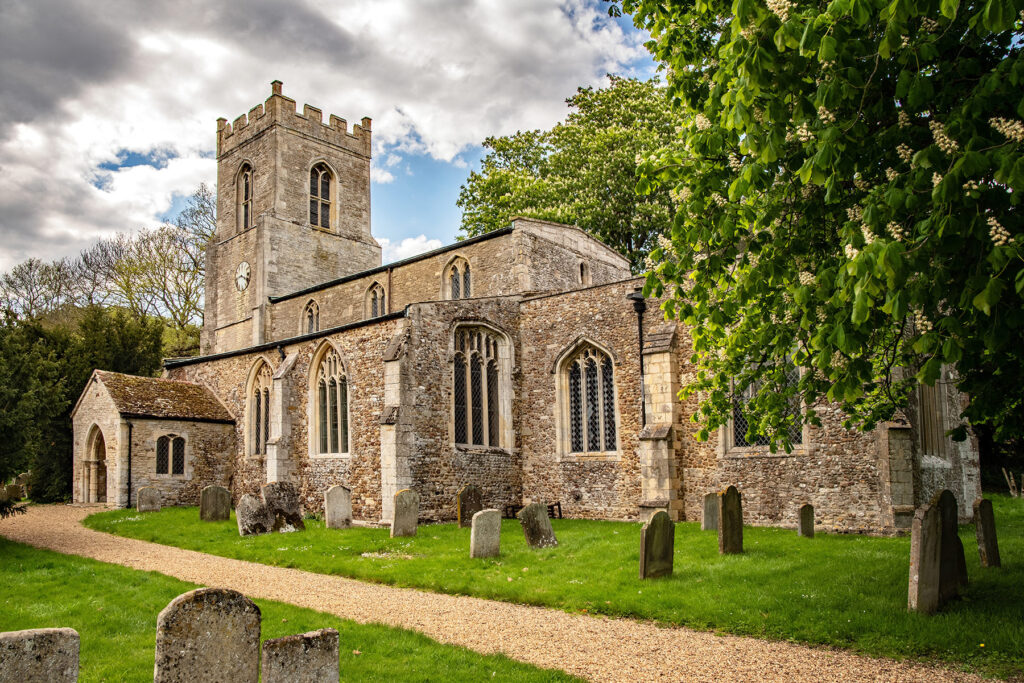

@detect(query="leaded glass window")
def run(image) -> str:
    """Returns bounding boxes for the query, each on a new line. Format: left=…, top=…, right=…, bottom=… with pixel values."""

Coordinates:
left=446, top=259, right=471, bottom=300
left=238, top=164, right=252, bottom=232
left=564, top=345, right=617, bottom=454
left=732, top=365, right=803, bottom=447
left=314, top=348, right=349, bottom=455
left=249, top=361, right=273, bottom=457
left=171, top=437, right=185, bottom=475
left=367, top=283, right=385, bottom=319
left=453, top=326, right=502, bottom=447
left=310, top=163, right=331, bottom=229
left=156, top=436, right=169, bottom=474
left=304, top=300, right=319, bottom=334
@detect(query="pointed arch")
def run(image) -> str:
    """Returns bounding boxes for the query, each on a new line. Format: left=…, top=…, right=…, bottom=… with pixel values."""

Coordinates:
left=442, top=255, right=471, bottom=300
left=236, top=161, right=254, bottom=233
left=82, top=424, right=108, bottom=503
left=309, top=341, right=350, bottom=456
left=365, top=282, right=386, bottom=319
left=555, top=339, right=619, bottom=458
left=309, top=160, right=335, bottom=230
left=450, top=322, right=512, bottom=449
left=302, top=299, right=320, bottom=334
left=245, top=357, right=274, bottom=457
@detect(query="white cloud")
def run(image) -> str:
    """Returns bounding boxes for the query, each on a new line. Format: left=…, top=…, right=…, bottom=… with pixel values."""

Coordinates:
left=379, top=235, right=445, bottom=264
left=370, top=166, right=395, bottom=184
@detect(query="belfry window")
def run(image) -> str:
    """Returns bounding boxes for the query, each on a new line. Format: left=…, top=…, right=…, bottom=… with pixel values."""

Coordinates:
left=452, top=326, right=502, bottom=447
left=445, top=258, right=471, bottom=300
left=367, top=283, right=386, bottom=318
left=304, top=300, right=319, bottom=334
left=238, top=164, right=253, bottom=231
left=309, top=163, right=332, bottom=229
left=314, top=347, right=349, bottom=455
left=248, top=361, right=272, bottom=457
left=563, top=344, right=617, bottom=454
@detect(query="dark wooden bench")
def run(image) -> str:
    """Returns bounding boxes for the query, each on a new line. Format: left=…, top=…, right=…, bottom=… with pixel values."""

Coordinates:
left=504, top=502, right=562, bottom=519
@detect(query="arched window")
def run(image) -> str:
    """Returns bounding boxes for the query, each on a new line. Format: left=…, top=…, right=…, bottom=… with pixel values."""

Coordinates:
left=156, top=435, right=186, bottom=475
left=452, top=326, right=504, bottom=447
left=309, top=163, right=332, bottom=229
left=562, top=344, right=617, bottom=454
left=366, top=283, right=386, bottom=318
left=303, top=300, right=320, bottom=334
left=579, top=261, right=591, bottom=286
left=313, top=347, right=349, bottom=455
left=248, top=361, right=272, bottom=457
left=237, top=163, right=253, bottom=232
left=445, top=258, right=471, bottom=300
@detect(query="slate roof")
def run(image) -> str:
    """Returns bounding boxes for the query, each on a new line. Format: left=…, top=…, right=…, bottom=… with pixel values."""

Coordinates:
left=94, top=371, right=235, bottom=424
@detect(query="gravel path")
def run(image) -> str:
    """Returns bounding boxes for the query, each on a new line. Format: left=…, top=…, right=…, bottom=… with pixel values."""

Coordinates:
left=0, top=505, right=983, bottom=682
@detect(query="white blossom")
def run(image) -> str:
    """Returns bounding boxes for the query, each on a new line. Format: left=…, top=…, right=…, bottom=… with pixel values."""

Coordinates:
left=886, top=167, right=899, bottom=181
left=929, top=120, right=959, bottom=155
left=853, top=174, right=868, bottom=191
left=796, top=122, right=813, bottom=143
left=657, top=233, right=673, bottom=251
left=988, top=216, right=1012, bottom=246
left=818, top=106, right=836, bottom=125
left=898, top=110, right=911, bottom=128
left=766, top=0, right=797, bottom=22
left=897, top=143, right=913, bottom=164
left=963, top=179, right=980, bottom=192
left=798, top=271, right=815, bottom=286
left=729, top=153, right=743, bottom=171
left=695, top=113, right=711, bottom=131
left=921, top=17, right=940, bottom=32
left=861, top=224, right=876, bottom=245
left=913, top=311, right=934, bottom=333
left=710, top=192, right=727, bottom=207
left=844, top=243, right=860, bottom=260
left=845, top=205, right=863, bottom=222
left=932, top=172, right=943, bottom=187
left=989, top=117, right=1024, bottom=143
left=886, top=221, right=907, bottom=241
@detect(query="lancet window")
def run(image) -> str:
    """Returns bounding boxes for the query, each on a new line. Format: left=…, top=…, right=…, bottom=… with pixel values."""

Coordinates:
left=314, top=348, right=349, bottom=455
left=453, top=326, right=501, bottom=447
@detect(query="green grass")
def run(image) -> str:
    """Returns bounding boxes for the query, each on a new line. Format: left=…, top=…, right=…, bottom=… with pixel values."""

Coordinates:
left=0, top=538, right=578, bottom=682
left=86, top=496, right=1024, bottom=678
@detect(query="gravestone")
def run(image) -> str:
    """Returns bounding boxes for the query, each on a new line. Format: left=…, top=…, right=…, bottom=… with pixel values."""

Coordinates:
left=798, top=504, right=814, bottom=538
left=391, top=488, right=420, bottom=537
left=261, top=628, right=339, bottom=683
left=470, top=509, right=501, bottom=558
left=456, top=484, right=484, bottom=528
left=15, top=472, right=30, bottom=496
left=0, top=627, right=79, bottom=682
left=200, top=485, right=231, bottom=522
left=701, top=492, right=718, bottom=531
left=262, top=481, right=305, bottom=532
left=0, top=485, right=9, bottom=502
left=973, top=498, right=1001, bottom=568
left=154, top=588, right=261, bottom=683
left=137, top=486, right=161, bottom=512
left=236, top=493, right=273, bottom=536
left=717, top=486, right=743, bottom=554
left=5, top=484, right=22, bottom=501
left=639, top=510, right=674, bottom=579
left=324, top=485, right=352, bottom=529
left=908, top=497, right=942, bottom=613
left=936, top=490, right=968, bottom=603
left=518, top=502, right=558, bottom=548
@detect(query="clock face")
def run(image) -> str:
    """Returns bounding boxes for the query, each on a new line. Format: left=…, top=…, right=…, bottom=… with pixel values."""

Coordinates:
left=235, top=261, right=251, bottom=291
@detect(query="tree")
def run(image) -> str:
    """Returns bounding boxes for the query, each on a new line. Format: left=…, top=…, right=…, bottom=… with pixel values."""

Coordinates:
left=458, top=76, right=684, bottom=272
left=612, top=0, right=1023, bottom=445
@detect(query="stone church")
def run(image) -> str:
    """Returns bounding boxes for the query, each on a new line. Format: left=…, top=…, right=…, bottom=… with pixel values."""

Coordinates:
left=71, top=82, right=981, bottom=532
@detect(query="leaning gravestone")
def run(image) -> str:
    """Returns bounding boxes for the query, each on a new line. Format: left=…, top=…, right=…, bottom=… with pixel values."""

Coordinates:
left=908, top=496, right=942, bottom=613
left=936, top=490, right=968, bottom=603
left=16, top=472, right=30, bottom=497
left=798, top=504, right=815, bottom=538
left=137, top=486, right=161, bottom=512
left=470, top=509, right=501, bottom=558
left=456, top=484, right=484, bottom=528
left=973, top=498, right=1001, bottom=568
left=236, top=493, right=273, bottom=536
left=701, top=492, right=719, bottom=531
left=261, top=628, right=339, bottom=683
left=391, top=489, right=420, bottom=537
left=154, top=588, right=260, bottom=683
left=639, top=510, right=674, bottom=579
left=518, top=502, right=558, bottom=548
left=262, top=481, right=306, bottom=532
left=718, top=486, right=743, bottom=554
left=200, top=485, right=231, bottom=522
left=0, top=627, right=79, bottom=682
left=324, top=485, right=352, bottom=529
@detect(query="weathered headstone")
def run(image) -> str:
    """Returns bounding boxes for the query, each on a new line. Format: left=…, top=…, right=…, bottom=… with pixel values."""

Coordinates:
left=701, top=492, right=718, bottom=531
left=908, top=498, right=942, bottom=613
left=639, top=510, right=674, bottom=579
left=518, top=502, right=558, bottom=548
left=936, top=490, right=968, bottom=603
left=391, top=488, right=420, bottom=537
left=200, top=485, right=231, bottom=522
left=236, top=493, right=273, bottom=536
left=324, top=485, right=352, bottom=529
left=262, top=481, right=305, bottom=532
left=137, top=486, right=161, bottom=512
left=261, top=628, right=339, bottom=683
left=456, top=484, right=484, bottom=528
left=0, top=627, right=79, bottom=682
left=470, top=508, right=501, bottom=558
left=798, top=504, right=814, bottom=538
left=154, top=588, right=260, bottom=683
left=717, top=486, right=743, bottom=554
left=15, top=472, right=30, bottom=497
left=5, top=484, right=22, bottom=501
left=973, top=498, right=1001, bottom=568
left=0, top=485, right=9, bottom=502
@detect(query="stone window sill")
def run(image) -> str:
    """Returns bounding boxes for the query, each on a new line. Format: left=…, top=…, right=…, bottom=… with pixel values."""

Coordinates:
left=723, top=445, right=810, bottom=459
left=452, top=444, right=510, bottom=457
left=311, top=452, right=352, bottom=460
left=558, top=451, right=621, bottom=463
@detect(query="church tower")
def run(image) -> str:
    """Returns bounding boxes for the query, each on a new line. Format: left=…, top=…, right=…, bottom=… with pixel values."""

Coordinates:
left=201, top=81, right=381, bottom=354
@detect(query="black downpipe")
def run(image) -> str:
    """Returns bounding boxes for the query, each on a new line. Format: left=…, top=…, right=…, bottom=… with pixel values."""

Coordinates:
left=627, top=291, right=647, bottom=427
left=126, top=421, right=133, bottom=508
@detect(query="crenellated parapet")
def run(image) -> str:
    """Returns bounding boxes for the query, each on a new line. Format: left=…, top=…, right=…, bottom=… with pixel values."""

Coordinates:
left=216, top=80, right=371, bottom=159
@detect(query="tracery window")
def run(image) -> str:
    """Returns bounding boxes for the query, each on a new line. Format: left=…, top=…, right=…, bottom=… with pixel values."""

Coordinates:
left=248, top=362, right=272, bottom=457
left=731, top=366, right=803, bottom=447
left=304, top=300, right=319, bottom=334
left=238, top=163, right=253, bottom=232
left=563, top=345, right=617, bottom=454
left=314, top=347, right=349, bottom=455
left=309, top=163, right=332, bottom=229
left=367, top=282, right=386, bottom=318
left=446, top=258, right=471, bottom=300
left=452, top=326, right=501, bottom=447
left=156, top=435, right=185, bottom=475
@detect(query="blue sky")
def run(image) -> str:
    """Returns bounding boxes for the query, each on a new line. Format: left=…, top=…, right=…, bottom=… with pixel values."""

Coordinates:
left=0, top=0, right=657, bottom=269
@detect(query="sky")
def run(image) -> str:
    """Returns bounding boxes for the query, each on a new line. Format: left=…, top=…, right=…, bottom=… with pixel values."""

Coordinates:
left=0, top=0, right=657, bottom=272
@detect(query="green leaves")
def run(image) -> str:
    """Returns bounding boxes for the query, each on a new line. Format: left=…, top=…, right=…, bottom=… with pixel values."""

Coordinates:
left=972, top=278, right=1005, bottom=315
left=940, top=0, right=960, bottom=19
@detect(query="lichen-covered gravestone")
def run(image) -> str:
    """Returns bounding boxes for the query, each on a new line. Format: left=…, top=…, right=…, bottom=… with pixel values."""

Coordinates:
left=639, top=510, right=674, bottom=579
left=973, top=498, right=1001, bottom=568
left=0, top=627, right=79, bottom=683
left=199, top=485, right=231, bottom=522
left=936, top=490, right=968, bottom=603
left=154, top=588, right=261, bottom=683
left=717, top=486, right=743, bottom=554
left=391, top=488, right=420, bottom=537
left=236, top=493, right=273, bottom=536
left=456, top=484, right=484, bottom=528
left=137, top=486, right=161, bottom=512
left=470, top=509, right=501, bottom=558
left=798, top=504, right=814, bottom=538
left=261, top=481, right=305, bottom=532
left=324, top=485, right=352, bottom=529
left=701, top=492, right=718, bottom=531
left=6, top=484, right=23, bottom=501
left=261, top=628, right=339, bottom=683
left=15, top=472, right=30, bottom=497
left=518, top=502, right=558, bottom=548
left=908, top=496, right=942, bottom=613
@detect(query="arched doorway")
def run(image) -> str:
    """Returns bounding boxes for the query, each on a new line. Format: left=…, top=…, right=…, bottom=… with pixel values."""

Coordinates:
left=84, top=426, right=108, bottom=503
